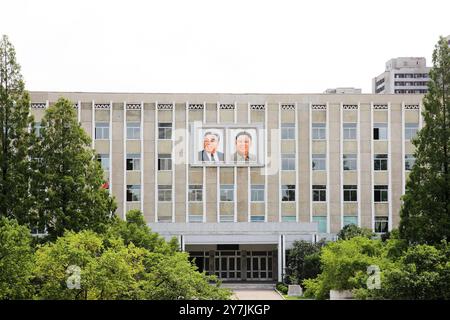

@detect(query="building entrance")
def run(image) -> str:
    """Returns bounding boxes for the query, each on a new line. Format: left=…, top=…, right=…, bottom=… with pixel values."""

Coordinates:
left=188, top=248, right=275, bottom=281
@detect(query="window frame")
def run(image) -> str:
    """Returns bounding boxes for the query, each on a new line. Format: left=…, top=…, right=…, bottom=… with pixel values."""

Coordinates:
left=158, top=122, right=173, bottom=140
left=126, top=185, right=141, bottom=202
left=343, top=123, right=357, bottom=140
left=126, top=122, right=141, bottom=140
left=158, top=154, right=172, bottom=171
left=126, top=153, right=141, bottom=171
left=95, top=122, right=110, bottom=140
left=312, top=185, right=327, bottom=202
left=374, top=154, right=388, bottom=171
left=281, top=184, right=296, bottom=202
left=281, top=153, right=296, bottom=171
left=158, top=184, right=172, bottom=202
left=312, top=123, right=326, bottom=140
left=312, top=154, right=326, bottom=171
left=281, top=123, right=295, bottom=140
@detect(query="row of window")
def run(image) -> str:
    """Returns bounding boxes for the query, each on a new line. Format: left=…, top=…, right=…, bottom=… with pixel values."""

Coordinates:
left=98, top=153, right=417, bottom=172
left=184, top=215, right=389, bottom=233
left=125, top=184, right=390, bottom=203
left=395, top=89, right=427, bottom=94
left=312, top=216, right=388, bottom=234
left=394, top=73, right=428, bottom=79
left=92, top=122, right=419, bottom=141
left=394, top=81, right=428, bottom=86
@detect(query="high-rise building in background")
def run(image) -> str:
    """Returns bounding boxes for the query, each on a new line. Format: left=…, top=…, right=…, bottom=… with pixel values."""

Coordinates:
left=372, top=57, right=430, bottom=94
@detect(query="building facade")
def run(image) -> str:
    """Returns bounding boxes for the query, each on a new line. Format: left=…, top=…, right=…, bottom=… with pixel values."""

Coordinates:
left=29, top=92, right=423, bottom=282
left=372, top=57, right=430, bottom=94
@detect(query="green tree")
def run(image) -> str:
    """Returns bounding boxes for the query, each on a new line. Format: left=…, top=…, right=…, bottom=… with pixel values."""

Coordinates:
left=32, top=97, right=116, bottom=240
left=33, top=230, right=231, bottom=300
left=107, top=209, right=178, bottom=254
left=0, top=217, right=34, bottom=299
left=337, top=224, right=374, bottom=240
left=355, top=242, right=450, bottom=300
left=400, top=36, right=450, bottom=245
left=285, top=240, right=326, bottom=285
left=303, top=237, right=387, bottom=299
left=0, top=35, right=34, bottom=224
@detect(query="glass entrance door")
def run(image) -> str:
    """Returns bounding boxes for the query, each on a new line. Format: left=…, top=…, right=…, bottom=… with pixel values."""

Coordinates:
left=214, top=251, right=241, bottom=280
left=246, top=251, right=272, bottom=280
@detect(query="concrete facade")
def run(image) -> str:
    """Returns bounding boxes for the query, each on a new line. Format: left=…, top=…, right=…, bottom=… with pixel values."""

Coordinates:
left=29, top=91, right=423, bottom=281
left=372, top=57, right=430, bottom=94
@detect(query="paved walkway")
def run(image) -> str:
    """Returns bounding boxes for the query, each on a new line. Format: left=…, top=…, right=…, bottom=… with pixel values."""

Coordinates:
left=232, top=290, right=284, bottom=300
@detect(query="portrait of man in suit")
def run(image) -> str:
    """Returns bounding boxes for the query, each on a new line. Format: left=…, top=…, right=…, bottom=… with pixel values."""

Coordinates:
left=198, top=131, right=224, bottom=162
left=232, top=131, right=256, bottom=162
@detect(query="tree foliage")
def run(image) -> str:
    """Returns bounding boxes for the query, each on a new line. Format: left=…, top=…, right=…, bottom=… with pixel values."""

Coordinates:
left=0, top=35, right=34, bottom=224
left=31, top=97, right=116, bottom=240
left=0, top=217, right=34, bottom=299
left=285, top=240, right=326, bottom=285
left=303, top=237, right=387, bottom=299
left=400, top=36, right=450, bottom=245
left=33, top=229, right=231, bottom=300
left=337, top=224, right=374, bottom=240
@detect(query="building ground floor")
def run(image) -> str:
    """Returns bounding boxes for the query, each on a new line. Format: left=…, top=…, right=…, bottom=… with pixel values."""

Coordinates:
left=148, top=222, right=329, bottom=282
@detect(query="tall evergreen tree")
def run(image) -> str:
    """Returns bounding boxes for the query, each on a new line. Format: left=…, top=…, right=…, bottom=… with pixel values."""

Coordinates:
left=399, top=36, right=450, bottom=244
left=32, top=97, right=116, bottom=240
left=0, top=35, right=34, bottom=223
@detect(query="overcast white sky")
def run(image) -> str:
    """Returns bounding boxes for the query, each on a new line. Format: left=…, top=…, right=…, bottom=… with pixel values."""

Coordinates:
left=1, top=0, right=448, bottom=93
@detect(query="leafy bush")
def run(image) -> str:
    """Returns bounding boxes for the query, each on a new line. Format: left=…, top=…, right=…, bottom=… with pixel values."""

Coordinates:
left=276, top=283, right=288, bottom=295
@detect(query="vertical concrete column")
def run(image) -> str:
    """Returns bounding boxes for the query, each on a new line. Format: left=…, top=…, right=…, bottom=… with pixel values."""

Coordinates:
left=209, top=250, right=215, bottom=275
left=241, top=250, right=247, bottom=281
left=272, top=249, right=278, bottom=282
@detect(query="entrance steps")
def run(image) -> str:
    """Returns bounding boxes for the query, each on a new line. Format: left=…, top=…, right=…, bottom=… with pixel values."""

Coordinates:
left=220, top=282, right=276, bottom=290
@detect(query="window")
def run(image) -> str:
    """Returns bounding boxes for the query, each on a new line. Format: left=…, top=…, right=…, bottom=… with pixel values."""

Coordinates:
left=374, top=154, right=388, bottom=171
left=313, top=185, right=326, bottom=202
left=343, top=154, right=357, bottom=171
left=373, top=123, right=388, bottom=140
left=220, top=185, right=234, bottom=202
left=250, top=216, right=265, bottom=222
left=251, top=185, right=265, bottom=202
left=126, top=185, right=141, bottom=202
left=281, top=185, right=295, bottom=202
left=97, top=154, right=110, bottom=171
left=374, top=185, right=388, bottom=202
left=282, top=216, right=296, bottom=222
left=127, top=122, right=141, bottom=139
left=220, top=215, right=234, bottom=223
left=158, top=123, right=172, bottom=139
left=188, top=215, right=203, bottom=223
left=405, top=123, right=419, bottom=140
left=343, top=185, right=358, bottom=202
left=312, top=154, right=326, bottom=171
left=343, top=216, right=358, bottom=227
left=158, top=185, right=172, bottom=202
left=375, top=216, right=389, bottom=233
left=312, top=123, right=326, bottom=140
left=188, top=185, right=203, bottom=201
left=343, top=123, right=357, bottom=140
left=126, top=153, right=141, bottom=171
left=405, top=154, right=416, bottom=171
left=158, top=154, right=172, bottom=171
left=281, top=123, right=295, bottom=140
left=95, top=122, right=109, bottom=140
left=281, top=153, right=295, bottom=170
left=312, top=216, right=327, bottom=233
left=34, top=122, right=44, bottom=137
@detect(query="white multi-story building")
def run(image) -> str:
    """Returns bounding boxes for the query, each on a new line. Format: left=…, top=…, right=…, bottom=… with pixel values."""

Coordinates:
left=29, top=91, right=424, bottom=282
left=372, top=57, right=430, bottom=94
